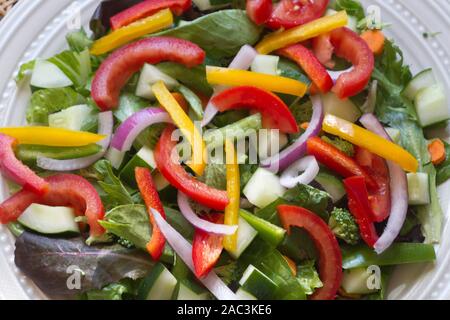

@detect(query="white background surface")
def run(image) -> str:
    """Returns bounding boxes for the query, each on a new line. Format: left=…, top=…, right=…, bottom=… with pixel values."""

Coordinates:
left=0, top=0, right=449, bottom=300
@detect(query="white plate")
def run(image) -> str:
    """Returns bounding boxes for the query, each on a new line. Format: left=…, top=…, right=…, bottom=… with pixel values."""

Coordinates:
left=0, top=0, right=449, bottom=300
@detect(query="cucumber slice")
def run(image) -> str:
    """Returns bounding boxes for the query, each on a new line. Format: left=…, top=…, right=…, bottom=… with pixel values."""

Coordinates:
left=407, top=172, right=430, bottom=205
left=243, top=168, right=286, bottom=208
left=239, top=265, right=278, bottom=299
left=235, top=288, right=257, bottom=300
left=138, top=263, right=178, bottom=300
left=227, top=216, right=258, bottom=259
left=30, top=59, right=73, bottom=88
left=193, top=0, right=213, bottom=10
left=136, top=64, right=179, bottom=100
left=239, top=209, right=286, bottom=247
left=326, top=9, right=358, bottom=32
left=18, top=204, right=79, bottom=235
left=257, top=129, right=288, bottom=160
left=414, top=84, right=449, bottom=127
left=403, top=68, right=435, bottom=100
left=314, top=170, right=346, bottom=203
left=321, top=92, right=361, bottom=123
left=48, top=104, right=92, bottom=131
left=384, top=127, right=401, bottom=144
left=341, top=267, right=378, bottom=295
left=251, top=55, right=280, bottom=75
left=152, top=171, right=171, bottom=191
left=119, top=146, right=157, bottom=187
left=173, top=280, right=210, bottom=300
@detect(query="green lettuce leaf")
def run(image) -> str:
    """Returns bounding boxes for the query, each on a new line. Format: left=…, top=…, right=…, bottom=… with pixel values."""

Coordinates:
left=66, top=28, right=93, bottom=52
left=296, top=260, right=323, bottom=295
left=82, top=278, right=140, bottom=300
left=334, top=0, right=366, bottom=20
left=436, top=140, right=450, bottom=185
left=16, top=60, right=35, bottom=82
left=48, top=49, right=91, bottom=91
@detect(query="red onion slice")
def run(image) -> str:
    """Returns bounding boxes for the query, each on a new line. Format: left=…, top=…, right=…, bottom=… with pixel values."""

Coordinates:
left=37, top=112, right=114, bottom=171
left=261, top=95, right=324, bottom=172
left=201, top=45, right=258, bottom=127
left=280, top=156, right=320, bottom=188
left=151, top=208, right=238, bottom=300
left=177, top=192, right=238, bottom=235
left=111, top=107, right=171, bottom=152
left=360, top=113, right=408, bottom=254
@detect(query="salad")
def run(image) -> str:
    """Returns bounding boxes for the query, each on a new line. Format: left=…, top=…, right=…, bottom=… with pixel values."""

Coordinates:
left=0, top=0, right=449, bottom=300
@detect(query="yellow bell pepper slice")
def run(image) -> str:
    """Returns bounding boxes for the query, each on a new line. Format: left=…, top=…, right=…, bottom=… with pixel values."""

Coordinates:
left=152, top=81, right=206, bottom=176
left=255, top=11, right=348, bottom=54
left=0, top=127, right=106, bottom=147
left=206, top=66, right=308, bottom=97
left=90, top=9, right=173, bottom=56
left=223, top=139, right=240, bottom=252
left=322, top=114, right=419, bottom=173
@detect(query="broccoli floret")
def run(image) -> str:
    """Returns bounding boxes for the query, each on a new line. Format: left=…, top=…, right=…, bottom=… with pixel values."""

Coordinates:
left=328, top=208, right=360, bottom=245
left=117, top=237, right=135, bottom=249
left=322, top=136, right=355, bottom=157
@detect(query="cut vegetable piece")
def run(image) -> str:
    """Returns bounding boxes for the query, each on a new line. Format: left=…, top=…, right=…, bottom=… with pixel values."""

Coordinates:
left=173, top=280, right=210, bottom=300
left=321, top=92, right=361, bottom=123
left=235, top=288, right=257, bottom=300
left=250, top=55, right=279, bottom=75
left=48, top=104, right=92, bottom=131
left=138, top=263, right=178, bottom=300
left=136, top=64, right=179, bottom=99
left=30, top=60, right=73, bottom=89
left=239, top=264, right=278, bottom=299
left=257, top=129, right=288, bottom=160
left=384, top=127, right=401, bottom=144
left=120, top=147, right=156, bottom=187
left=243, top=168, right=286, bottom=208
left=402, top=68, right=435, bottom=101
left=314, top=170, right=346, bottom=203
left=18, top=204, right=79, bottom=235
left=414, top=84, right=449, bottom=127
left=240, top=209, right=286, bottom=247
left=341, top=268, right=378, bottom=295
left=407, top=172, right=430, bottom=205
left=228, top=217, right=258, bottom=259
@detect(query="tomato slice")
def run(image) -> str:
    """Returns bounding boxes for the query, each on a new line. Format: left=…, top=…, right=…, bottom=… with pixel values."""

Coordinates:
left=135, top=167, right=166, bottom=261
left=0, top=174, right=105, bottom=237
left=111, top=0, right=192, bottom=30
left=154, top=126, right=229, bottom=211
left=277, top=205, right=342, bottom=300
left=354, top=147, right=391, bottom=222
left=267, top=0, right=329, bottom=30
left=91, top=37, right=205, bottom=111
left=329, top=27, right=374, bottom=98
left=192, top=213, right=224, bottom=278
left=0, top=133, right=48, bottom=195
left=312, top=34, right=335, bottom=69
left=246, top=0, right=272, bottom=25
left=343, top=176, right=379, bottom=247
left=210, top=86, right=299, bottom=134
left=278, top=44, right=333, bottom=93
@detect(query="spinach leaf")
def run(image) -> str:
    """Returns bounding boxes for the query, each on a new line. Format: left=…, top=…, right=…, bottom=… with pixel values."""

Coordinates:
left=436, top=140, right=450, bottom=185
left=238, top=238, right=306, bottom=300
left=157, top=63, right=213, bottom=96
left=82, top=278, right=140, bottom=300
left=334, top=0, right=366, bottom=20
left=155, top=10, right=263, bottom=61
left=26, top=87, right=86, bottom=124
left=14, top=232, right=153, bottom=298
left=178, top=85, right=204, bottom=120
left=278, top=57, right=310, bottom=85
left=296, top=260, right=323, bottom=296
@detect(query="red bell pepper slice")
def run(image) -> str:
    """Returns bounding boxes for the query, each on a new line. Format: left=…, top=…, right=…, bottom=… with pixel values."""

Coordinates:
left=278, top=44, right=333, bottom=93
left=154, top=126, right=229, bottom=211
left=329, top=27, right=374, bottom=99
left=267, top=0, right=329, bottom=30
left=312, top=34, right=335, bottom=69
left=135, top=167, right=166, bottom=260
left=0, top=133, right=48, bottom=195
left=343, top=176, right=379, bottom=247
left=111, top=0, right=192, bottom=30
left=0, top=174, right=105, bottom=237
left=306, top=136, right=378, bottom=189
left=354, top=147, right=391, bottom=222
left=210, top=86, right=299, bottom=134
left=91, top=37, right=205, bottom=111
left=192, top=213, right=224, bottom=278
left=277, top=204, right=342, bottom=300
left=246, top=0, right=272, bottom=25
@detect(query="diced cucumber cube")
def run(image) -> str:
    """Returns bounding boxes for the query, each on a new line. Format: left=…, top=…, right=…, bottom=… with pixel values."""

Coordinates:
left=251, top=55, right=280, bottom=75
left=314, top=170, right=346, bottom=203
left=407, top=172, right=430, bottom=205
left=403, top=68, right=436, bottom=100
left=119, top=146, right=157, bottom=187
left=384, top=127, right=401, bottom=144
left=235, top=288, right=257, bottom=300
left=341, top=267, right=379, bottom=295
left=30, top=59, right=73, bottom=88
left=48, top=104, right=92, bottom=131
left=174, top=280, right=210, bottom=300
left=239, top=265, right=278, bottom=299
left=227, top=216, right=258, bottom=259
left=414, top=84, right=449, bottom=127
left=243, top=168, right=286, bottom=208
left=321, top=92, right=361, bottom=123
left=138, top=263, right=178, bottom=300
left=193, top=0, right=213, bottom=11
left=136, top=64, right=179, bottom=100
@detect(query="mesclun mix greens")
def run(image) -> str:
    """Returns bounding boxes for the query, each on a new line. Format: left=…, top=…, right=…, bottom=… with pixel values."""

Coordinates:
left=0, top=0, right=448, bottom=300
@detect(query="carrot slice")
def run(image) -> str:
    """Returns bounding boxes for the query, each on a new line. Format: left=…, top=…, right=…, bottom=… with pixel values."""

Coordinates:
left=360, top=30, right=385, bottom=55
left=428, top=139, right=446, bottom=165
